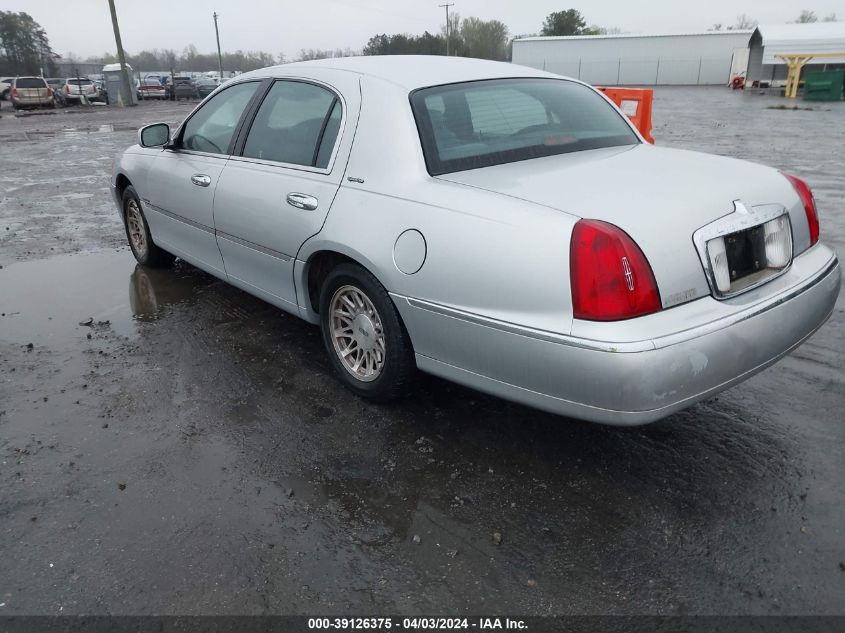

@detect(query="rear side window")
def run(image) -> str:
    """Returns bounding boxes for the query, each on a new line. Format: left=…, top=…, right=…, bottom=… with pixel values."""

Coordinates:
left=242, top=80, right=342, bottom=169
left=16, top=77, right=47, bottom=89
left=411, top=78, right=639, bottom=175
left=181, top=81, right=259, bottom=155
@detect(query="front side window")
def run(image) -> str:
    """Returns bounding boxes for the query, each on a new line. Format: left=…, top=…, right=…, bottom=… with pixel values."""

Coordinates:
left=411, top=78, right=639, bottom=175
left=242, top=80, right=342, bottom=169
left=181, top=81, right=259, bottom=155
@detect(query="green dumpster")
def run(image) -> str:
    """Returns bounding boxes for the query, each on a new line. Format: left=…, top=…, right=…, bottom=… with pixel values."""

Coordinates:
left=803, top=69, right=844, bottom=102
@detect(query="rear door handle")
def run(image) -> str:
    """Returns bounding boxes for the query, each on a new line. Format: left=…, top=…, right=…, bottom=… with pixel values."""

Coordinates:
left=191, top=174, right=211, bottom=187
left=286, top=193, right=318, bottom=211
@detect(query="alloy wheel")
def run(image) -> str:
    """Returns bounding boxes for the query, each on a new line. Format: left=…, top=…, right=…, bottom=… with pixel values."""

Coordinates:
left=125, top=199, right=148, bottom=259
left=329, top=285, right=386, bottom=382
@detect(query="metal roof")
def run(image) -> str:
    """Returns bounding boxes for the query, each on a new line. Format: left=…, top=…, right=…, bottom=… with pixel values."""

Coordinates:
left=102, top=63, right=133, bottom=72
left=754, top=22, right=845, bottom=64
left=515, top=30, right=753, bottom=42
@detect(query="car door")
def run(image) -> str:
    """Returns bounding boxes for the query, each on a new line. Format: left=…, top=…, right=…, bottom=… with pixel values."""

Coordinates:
left=141, top=80, right=261, bottom=277
left=213, top=76, right=357, bottom=311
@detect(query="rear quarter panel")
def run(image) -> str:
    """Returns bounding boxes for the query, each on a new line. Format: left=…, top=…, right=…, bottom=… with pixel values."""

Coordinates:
left=297, top=75, right=578, bottom=337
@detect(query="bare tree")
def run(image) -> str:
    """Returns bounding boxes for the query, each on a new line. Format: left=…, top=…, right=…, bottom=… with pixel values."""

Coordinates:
left=733, top=14, right=757, bottom=29
left=796, top=10, right=818, bottom=23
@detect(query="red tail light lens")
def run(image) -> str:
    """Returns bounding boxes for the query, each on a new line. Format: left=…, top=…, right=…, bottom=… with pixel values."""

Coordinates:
left=783, top=173, right=819, bottom=246
left=46, top=87, right=53, bottom=97
left=570, top=219, right=661, bottom=321
left=11, top=87, right=17, bottom=97
left=64, top=85, right=69, bottom=93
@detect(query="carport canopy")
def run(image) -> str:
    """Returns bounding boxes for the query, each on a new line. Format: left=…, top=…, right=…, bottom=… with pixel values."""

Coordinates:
left=753, top=22, right=845, bottom=65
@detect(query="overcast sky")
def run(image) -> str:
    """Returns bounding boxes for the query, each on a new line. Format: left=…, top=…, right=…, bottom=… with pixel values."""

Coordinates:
left=8, top=0, right=842, bottom=60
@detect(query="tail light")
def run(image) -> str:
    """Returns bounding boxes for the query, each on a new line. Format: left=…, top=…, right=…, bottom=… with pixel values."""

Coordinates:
left=783, top=173, right=819, bottom=245
left=47, top=87, right=53, bottom=97
left=64, top=84, right=70, bottom=93
left=570, top=219, right=661, bottom=321
left=11, top=87, right=17, bottom=97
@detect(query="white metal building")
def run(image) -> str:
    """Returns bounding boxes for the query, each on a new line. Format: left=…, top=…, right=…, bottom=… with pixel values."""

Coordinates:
left=746, top=23, right=845, bottom=87
left=512, top=31, right=753, bottom=85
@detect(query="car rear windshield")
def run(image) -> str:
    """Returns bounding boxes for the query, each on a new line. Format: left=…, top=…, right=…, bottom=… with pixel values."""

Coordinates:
left=16, top=77, right=47, bottom=88
left=410, top=78, right=639, bottom=175
left=68, top=79, right=92, bottom=85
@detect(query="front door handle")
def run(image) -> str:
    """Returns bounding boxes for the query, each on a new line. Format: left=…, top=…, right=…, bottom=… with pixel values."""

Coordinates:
left=286, top=193, right=319, bottom=211
left=191, top=174, right=211, bottom=187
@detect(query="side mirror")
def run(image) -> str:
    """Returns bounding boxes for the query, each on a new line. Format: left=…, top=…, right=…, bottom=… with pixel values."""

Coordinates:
left=138, top=123, right=170, bottom=148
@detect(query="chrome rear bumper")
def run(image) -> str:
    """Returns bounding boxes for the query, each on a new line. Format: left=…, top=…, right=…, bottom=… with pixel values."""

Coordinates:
left=396, top=244, right=840, bottom=425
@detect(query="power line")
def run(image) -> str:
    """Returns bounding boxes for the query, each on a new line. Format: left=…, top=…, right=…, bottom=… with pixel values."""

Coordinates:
left=439, top=3, right=454, bottom=56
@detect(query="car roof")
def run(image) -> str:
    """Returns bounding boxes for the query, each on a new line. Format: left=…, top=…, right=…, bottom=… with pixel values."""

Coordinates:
left=241, top=55, right=555, bottom=90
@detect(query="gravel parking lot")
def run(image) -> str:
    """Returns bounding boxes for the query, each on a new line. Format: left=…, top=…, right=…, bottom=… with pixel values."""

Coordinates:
left=0, top=89, right=843, bottom=616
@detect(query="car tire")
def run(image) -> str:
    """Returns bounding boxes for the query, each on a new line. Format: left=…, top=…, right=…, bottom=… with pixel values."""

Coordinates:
left=122, top=185, right=175, bottom=268
left=319, top=263, right=416, bottom=401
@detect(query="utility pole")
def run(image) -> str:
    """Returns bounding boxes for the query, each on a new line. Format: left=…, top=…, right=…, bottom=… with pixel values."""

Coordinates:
left=213, top=12, right=223, bottom=79
left=107, top=0, right=133, bottom=106
left=439, top=3, right=454, bottom=56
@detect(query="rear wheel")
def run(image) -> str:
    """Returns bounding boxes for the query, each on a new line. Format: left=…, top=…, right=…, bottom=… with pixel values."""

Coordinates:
left=122, top=185, right=175, bottom=267
left=319, top=263, right=415, bottom=401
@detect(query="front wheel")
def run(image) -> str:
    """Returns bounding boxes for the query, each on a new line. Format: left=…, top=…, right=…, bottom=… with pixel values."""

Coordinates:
left=122, top=185, right=175, bottom=267
left=319, top=263, right=416, bottom=401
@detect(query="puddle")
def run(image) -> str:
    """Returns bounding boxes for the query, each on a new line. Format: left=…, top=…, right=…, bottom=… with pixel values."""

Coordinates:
left=0, top=249, right=206, bottom=347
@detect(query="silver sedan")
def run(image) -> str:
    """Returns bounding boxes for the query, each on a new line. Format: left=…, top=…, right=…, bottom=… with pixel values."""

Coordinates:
left=111, top=56, right=840, bottom=425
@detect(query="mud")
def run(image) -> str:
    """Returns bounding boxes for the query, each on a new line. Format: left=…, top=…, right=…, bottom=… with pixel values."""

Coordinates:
left=0, top=90, right=843, bottom=615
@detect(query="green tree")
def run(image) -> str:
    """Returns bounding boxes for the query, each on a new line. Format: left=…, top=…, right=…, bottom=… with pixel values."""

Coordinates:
left=541, top=9, right=586, bottom=36
left=460, top=17, right=509, bottom=61
left=0, top=10, right=57, bottom=75
left=363, top=32, right=445, bottom=56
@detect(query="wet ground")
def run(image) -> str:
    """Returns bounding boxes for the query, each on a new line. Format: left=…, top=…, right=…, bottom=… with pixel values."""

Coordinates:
left=0, top=89, right=843, bottom=616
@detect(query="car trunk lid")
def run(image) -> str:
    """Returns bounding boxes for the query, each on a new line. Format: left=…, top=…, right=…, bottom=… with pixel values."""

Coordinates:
left=436, top=144, right=803, bottom=308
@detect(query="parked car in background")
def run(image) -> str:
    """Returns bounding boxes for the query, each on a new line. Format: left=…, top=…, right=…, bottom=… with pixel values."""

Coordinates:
left=138, top=79, right=168, bottom=100
left=91, top=79, right=106, bottom=102
left=10, top=76, right=53, bottom=109
left=45, top=78, right=68, bottom=106
left=110, top=56, right=840, bottom=425
left=62, top=77, right=99, bottom=103
left=171, top=76, right=198, bottom=100
left=195, top=78, right=220, bottom=98
left=0, top=77, right=13, bottom=100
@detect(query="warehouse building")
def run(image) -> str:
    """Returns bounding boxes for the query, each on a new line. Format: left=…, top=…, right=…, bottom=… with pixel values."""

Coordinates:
left=746, top=22, right=845, bottom=87
left=512, top=31, right=753, bottom=85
